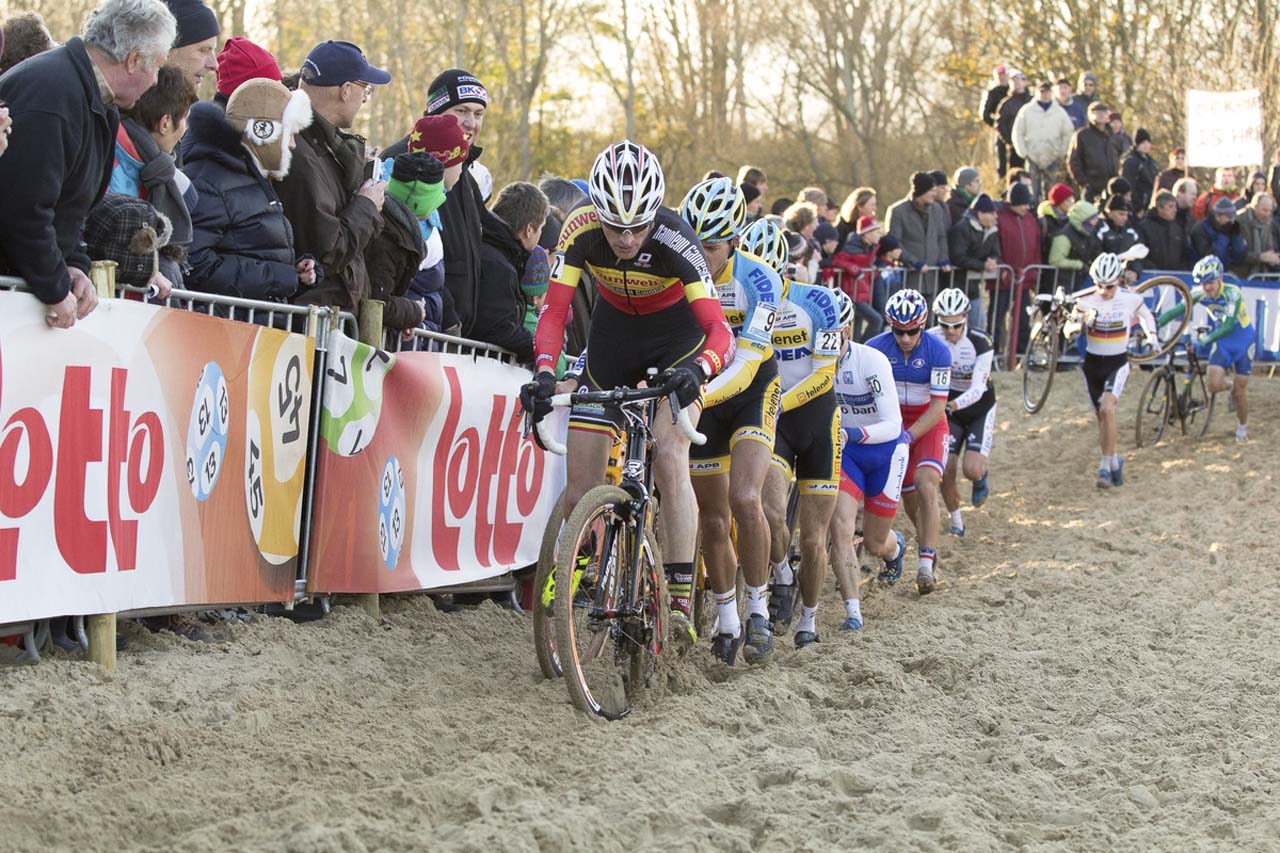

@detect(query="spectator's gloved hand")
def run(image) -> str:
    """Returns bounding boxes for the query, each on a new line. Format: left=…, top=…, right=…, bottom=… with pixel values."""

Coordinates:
left=912, top=261, right=926, bottom=271
left=519, top=371, right=557, bottom=423
left=658, top=363, right=704, bottom=409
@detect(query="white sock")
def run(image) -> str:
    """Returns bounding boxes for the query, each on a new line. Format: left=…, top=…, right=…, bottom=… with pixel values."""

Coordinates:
left=795, top=605, right=818, bottom=635
left=887, top=534, right=903, bottom=563
left=844, top=598, right=862, bottom=623
left=1111, top=454, right=1122, bottom=470
left=714, top=590, right=740, bottom=638
left=1100, top=454, right=1110, bottom=471
left=772, top=558, right=794, bottom=585
left=1237, top=424, right=1248, bottom=438
left=950, top=510, right=964, bottom=529
left=745, top=583, right=769, bottom=619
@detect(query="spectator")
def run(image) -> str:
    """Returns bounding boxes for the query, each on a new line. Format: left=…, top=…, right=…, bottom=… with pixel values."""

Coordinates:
left=946, top=166, right=982, bottom=225
left=473, top=181, right=549, bottom=361
left=518, top=245, right=572, bottom=374
left=1012, top=79, right=1074, bottom=201
left=769, top=197, right=791, bottom=216
left=980, top=64, right=1011, bottom=178
left=1108, top=110, right=1133, bottom=160
left=364, top=154, right=436, bottom=337
left=1104, top=176, right=1132, bottom=210
left=212, top=38, right=281, bottom=108
left=829, top=215, right=885, bottom=339
left=701, top=169, right=726, bottom=181
left=815, top=220, right=839, bottom=257
left=874, top=234, right=905, bottom=291
left=1242, top=170, right=1268, bottom=206
left=1056, top=77, right=1087, bottom=129
left=995, top=70, right=1031, bottom=176
left=1077, top=71, right=1099, bottom=107
left=183, top=79, right=316, bottom=302
left=277, top=40, right=390, bottom=312
left=1139, top=191, right=1190, bottom=271
left=84, top=192, right=182, bottom=294
left=1006, top=167, right=1034, bottom=196
left=1095, top=196, right=1143, bottom=280
left=0, top=0, right=176, bottom=328
left=737, top=164, right=768, bottom=199
left=836, top=186, right=876, bottom=249
left=784, top=228, right=815, bottom=282
left=929, top=170, right=951, bottom=224
left=1236, top=192, right=1280, bottom=276
left=1156, top=147, right=1186, bottom=191
left=1269, top=148, right=1280, bottom=201
left=0, top=12, right=55, bottom=75
left=741, top=182, right=762, bottom=220
left=1047, top=200, right=1102, bottom=291
left=162, top=0, right=219, bottom=87
left=799, top=186, right=828, bottom=212
left=1120, top=128, right=1158, bottom=217
left=995, top=182, right=1041, bottom=351
left=384, top=146, right=454, bottom=337
left=1067, top=101, right=1119, bottom=203
left=1190, top=196, right=1247, bottom=271
left=947, top=192, right=1001, bottom=330
left=1192, top=168, right=1241, bottom=221
left=1038, top=183, right=1075, bottom=255
left=1172, top=177, right=1198, bottom=230
left=784, top=200, right=821, bottom=282
left=885, top=171, right=951, bottom=285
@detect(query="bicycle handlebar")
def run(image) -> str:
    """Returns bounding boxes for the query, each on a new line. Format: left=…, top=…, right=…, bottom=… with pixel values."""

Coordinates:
left=534, top=387, right=706, bottom=456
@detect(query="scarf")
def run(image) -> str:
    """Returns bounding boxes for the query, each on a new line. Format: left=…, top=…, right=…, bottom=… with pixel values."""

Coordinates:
left=122, top=118, right=193, bottom=246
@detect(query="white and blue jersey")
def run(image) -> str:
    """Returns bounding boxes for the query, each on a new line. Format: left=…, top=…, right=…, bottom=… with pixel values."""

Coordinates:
left=772, top=281, right=842, bottom=410
left=836, top=342, right=909, bottom=515
left=702, top=250, right=782, bottom=408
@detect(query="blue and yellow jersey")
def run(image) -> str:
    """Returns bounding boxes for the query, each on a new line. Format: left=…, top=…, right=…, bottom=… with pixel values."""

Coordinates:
left=702, top=250, right=782, bottom=408
left=772, top=281, right=841, bottom=412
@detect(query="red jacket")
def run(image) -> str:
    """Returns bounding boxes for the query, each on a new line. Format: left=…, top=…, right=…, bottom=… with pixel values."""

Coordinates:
left=828, top=250, right=876, bottom=302
left=995, top=204, right=1041, bottom=291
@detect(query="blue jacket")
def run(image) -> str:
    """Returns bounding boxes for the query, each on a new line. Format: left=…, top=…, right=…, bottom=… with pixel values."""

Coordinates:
left=1190, top=217, right=1247, bottom=272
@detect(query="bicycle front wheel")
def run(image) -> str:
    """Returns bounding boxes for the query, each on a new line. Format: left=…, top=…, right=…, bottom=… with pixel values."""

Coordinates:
left=1131, top=276, right=1192, bottom=362
left=1022, top=320, right=1058, bottom=414
left=532, top=489, right=566, bottom=680
left=1135, top=369, right=1171, bottom=447
left=1184, top=369, right=1217, bottom=439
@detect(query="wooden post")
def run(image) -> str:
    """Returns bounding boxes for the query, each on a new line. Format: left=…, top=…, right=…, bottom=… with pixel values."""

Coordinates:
left=87, top=614, right=116, bottom=669
left=89, top=259, right=117, bottom=298
left=354, top=298, right=385, bottom=622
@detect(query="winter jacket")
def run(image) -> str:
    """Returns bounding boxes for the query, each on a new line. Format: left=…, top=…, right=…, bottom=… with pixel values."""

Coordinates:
left=473, top=217, right=535, bottom=362
left=1058, top=96, right=1087, bottom=129
left=1120, top=151, right=1160, bottom=214
left=1236, top=207, right=1280, bottom=276
left=275, top=110, right=383, bottom=311
left=1191, top=190, right=1241, bottom=223
left=1012, top=100, right=1074, bottom=168
left=1048, top=202, right=1102, bottom=290
left=827, top=250, right=875, bottom=303
left=996, top=204, right=1042, bottom=291
left=947, top=214, right=1000, bottom=272
left=1138, top=215, right=1190, bottom=271
left=996, top=90, right=1033, bottom=146
left=1190, top=217, right=1247, bottom=271
left=110, top=119, right=195, bottom=248
left=981, top=84, right=1009, bottom=129
left=1037, top=200, right=1069, bottom=260
left=1095, top=220, right=1144, bottom=275
left=885, top=196, right=950, bottom=267
left=947, top=189, right=976, bottom=227
left=1156, top=167, right=1185, bottom=192
left=182, top=101, right=301, bottom=302
left=365, top=195, right=430, bottom=331
left=0, top=37, right=117, bottom=304
left=1110, top=130, right=1134, bottom=160
left=1067, top=125, right=1119, bottom=196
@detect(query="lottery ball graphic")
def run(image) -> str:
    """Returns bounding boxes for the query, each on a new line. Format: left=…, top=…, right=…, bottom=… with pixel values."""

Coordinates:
left=320, top=332, right=394, bottom=456
left=185, top=362, right=229, bottom=501
left=378, top=456, right=406, bottom=569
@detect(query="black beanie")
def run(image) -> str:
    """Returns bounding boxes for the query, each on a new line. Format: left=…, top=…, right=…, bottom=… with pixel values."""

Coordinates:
left=391, top=151, right=444, bottom=186
left=1108, top=176, right=1131, bottom=196
left=1135, top=127, right=1151, bottom=146
left=911, top=171, right=934, bottom=198
left=1008, top=182, right=1034, bottom=207
left=970, top=193, right=997, bottom=214
left=929, top=169, right=948, bottom=187
left=164, top=0, right=220, bottom=48
left=425, top=68, right=489, bottom=115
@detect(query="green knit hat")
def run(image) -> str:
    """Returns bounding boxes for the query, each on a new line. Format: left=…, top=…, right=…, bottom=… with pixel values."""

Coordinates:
left=386, top=152, right=446, bottom=219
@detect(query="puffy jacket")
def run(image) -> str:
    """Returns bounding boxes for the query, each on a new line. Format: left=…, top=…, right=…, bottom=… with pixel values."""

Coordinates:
left=996, top=204, right=1041, bottom=291
left=1095, top=220, right=1144, bottom=275
left=996, top=90, right=1032, bottom=145
left=473, top=217, right=535, bottom=362
left=182, top=101, right=300, bottom=302
left=1037, top=200, right=1069, bottom=260
left=1120, top=151, right=1159, bottom=213
left=947, top=214, right=1000, bottom=272
left=1067, top=125, right=1119, bottom=194
left=1048, top=201, right=1102, bottom=290
left=828, top=250, right=875, bottom=302
left=1191, top=189, right=1241, bottom=222
left=1139, top=215, right=1190, bottom=271
left=981, top=84, right=1009, bottom=129
left=885, top=196, right=950, bottom=266
left=1012, top=100, right=1074, bottom=168
left=1236, top=207, right=1280, bottom=276
left=365, top=195, right=430, bottom=331
left=1190, top=217, right=1247, bottom=271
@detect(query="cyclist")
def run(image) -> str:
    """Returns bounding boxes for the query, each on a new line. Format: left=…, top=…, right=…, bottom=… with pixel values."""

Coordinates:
left=867, top=289, right=951, bottom=594
left=928, top=288, right=996, bottom=538
left=521, top=141, right=734, bottom=635
left=741, top=218, right=842, bottom=648
left=679, top=178, right=783, bottom=664
left=1073, top=252, right=1159, bottom=487
left=1157, top=255, right=1253, bottom=442
left=830, top=289, right=909, bottom=632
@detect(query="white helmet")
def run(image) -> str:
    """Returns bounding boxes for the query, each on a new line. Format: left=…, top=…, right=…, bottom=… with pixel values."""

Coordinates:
left=932, top=287, right=970, bottom=318
left=679, top=177, right=745, bottom=242
left=834, top=289, right=855, bottom=328
left=740, top=218, right=787, bottom=274
left=1089, top=252, right=1123, bottom=285
left=588, top=140, right=665, bottom=228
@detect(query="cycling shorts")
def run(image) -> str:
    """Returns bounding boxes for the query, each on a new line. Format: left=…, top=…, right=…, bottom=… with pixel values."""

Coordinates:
left=771, top=391, right=840, bottom=495
left=1208, top=332, right=1254, bottom=377
left=573, top=298, right=708, bottom=435
left=1082, top=352, right=1130, bottom=411
left=947, top=401, right=996, bottom=457
left=840, top=434, right=909, bottom=518
left=690, top=358, right=781, bottom=476
left=902, top=417, right=949, bottom=492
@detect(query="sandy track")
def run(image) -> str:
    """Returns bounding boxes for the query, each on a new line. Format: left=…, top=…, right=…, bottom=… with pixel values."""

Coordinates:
left=4, top=370, right=1280, bottom=852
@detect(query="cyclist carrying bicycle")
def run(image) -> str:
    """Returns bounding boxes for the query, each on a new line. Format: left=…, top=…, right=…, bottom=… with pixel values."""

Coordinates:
left=928, top=288, right=996, bottom=538
left=830, top=289, right=909, bottom=631
left=521, top=141, right=734, bottom=633
left=1073, top=252, right=1159, bottom=487
left=679, top=178, right=784, bottom=664
left=1157, top=255, right=1253, bottom=442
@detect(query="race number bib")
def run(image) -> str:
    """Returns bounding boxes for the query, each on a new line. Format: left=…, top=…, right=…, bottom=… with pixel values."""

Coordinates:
left=815, top=329, right=840, bottom=356
left=746, top=302, right=778, bottom=341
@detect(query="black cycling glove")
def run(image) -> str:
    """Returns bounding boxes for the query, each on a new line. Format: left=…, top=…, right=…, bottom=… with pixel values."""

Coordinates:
left=658, top=363, right=704, bottom=410
left=519, top=371, right=557, bottom=423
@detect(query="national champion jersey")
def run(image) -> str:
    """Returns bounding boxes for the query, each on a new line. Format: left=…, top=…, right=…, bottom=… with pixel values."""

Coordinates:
left=702, top=250, right=782, bottom=408
left=1192, top=283, right=1252, bottom=343
left=771, top=281, right=841, bottom=410
left=927, top=327, right=995, bottom=410
left=835, top=342, right=902, bottom=444
left=1075, top=288, right=1156, bottom=356
left=867, top=329, right=952, bottom=419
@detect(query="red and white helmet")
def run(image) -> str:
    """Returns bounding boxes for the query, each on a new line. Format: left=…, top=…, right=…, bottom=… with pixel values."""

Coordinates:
left=588, top=140, right=665, bottom=228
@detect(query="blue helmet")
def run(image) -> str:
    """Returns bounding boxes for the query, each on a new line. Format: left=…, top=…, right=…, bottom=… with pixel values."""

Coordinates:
left=739, top=218, right=788, bottom=275
left=885, top=288, right=929, bottom=328
left=1192, top=255, right=1225, bottom=286
left=680, top=177, right=746, bottom=242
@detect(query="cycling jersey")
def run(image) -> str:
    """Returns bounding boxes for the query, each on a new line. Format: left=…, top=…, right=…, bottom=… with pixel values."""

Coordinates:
left=535, top=203, right=733, bottom=379
left=702, top=249, right=782, bottom=408
left=834, top=342, right=902, bottom=444
left=1159, top=282, right=1252, bottom=343
left=772, top=281, right=841, bottom=411
left=866, top=330, right=952, bottom=423
left=1074, top=288, right=1156, bottom=357
left=928, top=328, right=995, bottom=411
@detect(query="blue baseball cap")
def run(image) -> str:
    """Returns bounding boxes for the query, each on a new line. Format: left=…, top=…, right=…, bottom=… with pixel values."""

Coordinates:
left=300, top=41, right=391, bottom=87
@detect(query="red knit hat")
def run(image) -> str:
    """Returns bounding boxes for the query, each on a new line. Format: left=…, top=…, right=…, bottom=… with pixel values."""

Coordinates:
left=1048, top=183, right=1075, bottom=207
left=407, top=115, right=469, bottom=167
left=216, top=37, right=282, bottom=98
left=856, top=215, right=881, bottom=235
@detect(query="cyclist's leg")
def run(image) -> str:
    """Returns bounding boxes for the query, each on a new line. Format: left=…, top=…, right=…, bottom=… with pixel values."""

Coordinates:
left=1206, top=362, right=1230, bottom=394
left=828, top=490, right=861, bottom=626
left=728, top=440, right=773, bottom=600
left=1230, top=346, right=1251, bottom=428
left=962, top=449, right=987, bottom=483
left=795, top=492, right=838, bottom=609
left=1097, top=391, right=1118, bottom=457
left=563, top=425, right=614, bottom=515
left=763, top=462, right=792, bottom=571
left=793, top=401, right=840, bottom=640
left=691, top=471, right=736, bottom=631
left=941, top=428, right=962, bottom=516
left=653, top=398, right=698, bottom=603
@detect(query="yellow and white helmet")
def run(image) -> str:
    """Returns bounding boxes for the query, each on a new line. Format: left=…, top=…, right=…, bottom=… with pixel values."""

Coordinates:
left=680, top=177, right=745, bottom=242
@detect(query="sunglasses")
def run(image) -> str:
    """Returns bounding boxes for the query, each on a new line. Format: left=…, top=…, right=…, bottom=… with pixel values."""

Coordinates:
left=601, top=221, right=651, bottom=238
left=1098, top=283, right=1118, bottom=291
left=892, top=327, right=923, bottom=338
left=937, top=320, right=965, bottom=329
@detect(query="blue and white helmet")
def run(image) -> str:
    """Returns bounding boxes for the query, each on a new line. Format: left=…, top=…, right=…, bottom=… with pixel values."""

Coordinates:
left=834, top=289, right=855, bottom=328
left=739, top=218, right=788, bottom=275
left=680, top=177, right=745, bottom=242
left=1192, top=254, right=1225, bottom=286
left=885, top=288, right=929, bottom=328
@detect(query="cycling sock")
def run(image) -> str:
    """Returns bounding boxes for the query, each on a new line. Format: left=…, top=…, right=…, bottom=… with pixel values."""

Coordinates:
left=795, top=605, right=818, bottom=635
left=772, top=558, right=794, bottom=586
left=665, top=562, right=693, bottom=616
left=950, top=509, right=964, bottom=530
left=745, top=583, right=770, bottom=619
left=713, top=589, right=740, bottom=638
left=1099, top=454, right=1110, bottom=471
left=844, top=598, right=862, bottom=623
left=888, top=534, right=903, bottom=563
left=1237, top=424, right=1248, bottom=439
left=1110, top=454, right=1122, bottom=470
left=918, top=547, right=937, bottom=575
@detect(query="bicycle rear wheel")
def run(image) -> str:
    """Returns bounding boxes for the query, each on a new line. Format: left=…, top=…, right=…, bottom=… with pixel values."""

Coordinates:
left=1135, top=370, right=1171, bottom=447
left=1183, top=370, right=1217, bottom=439
left=1131, top=276, right=1192, bottom=362
left=532, top=489, right=566, bottom=680
left=626, top=527, right=667, bottom=702
left=1022, top=320, right=1058, bottom=413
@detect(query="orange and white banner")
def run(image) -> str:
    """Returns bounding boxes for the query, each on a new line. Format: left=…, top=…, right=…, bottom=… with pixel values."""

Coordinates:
left=306, top=332, right=565, bottom=594
left=0, top=292, right=312, bottom=623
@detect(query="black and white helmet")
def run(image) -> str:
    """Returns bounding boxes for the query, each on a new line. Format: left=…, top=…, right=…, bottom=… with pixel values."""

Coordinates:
left=932, top=287, right=970, bottom=318
left=1089, top=252, right=1123, bottom=285
left=588, top=140, right=665, bottom=228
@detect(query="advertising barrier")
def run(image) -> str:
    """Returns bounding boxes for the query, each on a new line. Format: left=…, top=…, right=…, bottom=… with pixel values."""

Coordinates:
left=0, top=292, right=313, bottom=623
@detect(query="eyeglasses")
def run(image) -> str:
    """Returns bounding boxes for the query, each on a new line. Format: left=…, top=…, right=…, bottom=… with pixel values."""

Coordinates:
left=601, top=221, right=652, bottom=239
left=892, top=327, right=923, bottom=338
left=937, top=320, right=965, bottom=329
left=348, top=81, right=375, bottom=101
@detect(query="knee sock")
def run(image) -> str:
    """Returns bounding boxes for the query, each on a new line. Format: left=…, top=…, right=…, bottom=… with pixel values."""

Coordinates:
left=745, top=583, right=769, bottom=619
left=950, top=509, right=964, bottom=530
left=665, top=562, right=693, bottom=615
left=713, top=589, right=740, bottom=638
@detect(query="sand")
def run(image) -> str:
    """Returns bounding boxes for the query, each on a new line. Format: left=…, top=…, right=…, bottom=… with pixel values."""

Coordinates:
left=4, top=370, right=1280, bottom=852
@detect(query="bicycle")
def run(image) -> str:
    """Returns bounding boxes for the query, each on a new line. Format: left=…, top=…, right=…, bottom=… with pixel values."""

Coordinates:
left=533, top=375, right=704, bottom=720
left=1021, top=275, right=1192, bottom=413
left=1134, top=327, right=1217, bottom=447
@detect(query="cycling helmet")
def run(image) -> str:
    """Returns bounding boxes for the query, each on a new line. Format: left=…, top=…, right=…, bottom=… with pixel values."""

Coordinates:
left=740, top=218, right=788, bottom=275
left=885, top=289, right=929, bottom=328
left=1089, top=252, right=1123, bottom=285
left=1192, top=254, right=1225, bottom=286
left=834, top=289, right=855, bottom=328
left=679, top=177, right=745, bottom=242
left=932, top=287, right=970, bottom=318
left=588, top=140, right=665, bottom=228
